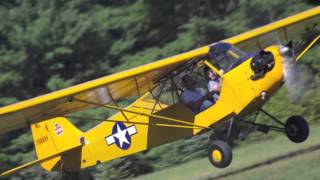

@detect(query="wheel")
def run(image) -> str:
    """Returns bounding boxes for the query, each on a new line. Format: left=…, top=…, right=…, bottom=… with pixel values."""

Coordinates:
left=208, top=140, right=232, bottom=168
left=285, top=116, right=309, bottom=143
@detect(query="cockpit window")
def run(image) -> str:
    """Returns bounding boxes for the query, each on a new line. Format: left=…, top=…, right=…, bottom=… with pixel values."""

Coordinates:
left=208, top=43, right=246, bottom=73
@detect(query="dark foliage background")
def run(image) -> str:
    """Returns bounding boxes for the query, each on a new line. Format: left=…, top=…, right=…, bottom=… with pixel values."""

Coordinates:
left=0, top=0, right=319, bottom=179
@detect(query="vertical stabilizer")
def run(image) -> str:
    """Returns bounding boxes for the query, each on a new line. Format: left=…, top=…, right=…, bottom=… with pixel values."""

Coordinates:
left=31, top=117, right=83, bottom=171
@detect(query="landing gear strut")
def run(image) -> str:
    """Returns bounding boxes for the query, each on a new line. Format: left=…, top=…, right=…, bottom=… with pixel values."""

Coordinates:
left=207, top=109, right=309, bottom=169
left=240, top=109, right=309, bottom=143
left=207, top=119, right=235, bottom=169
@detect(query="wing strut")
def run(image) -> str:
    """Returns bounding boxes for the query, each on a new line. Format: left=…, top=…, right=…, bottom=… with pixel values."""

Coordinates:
left=296, top=34, right=320, bottom=62
left=70, top=98, right=211, bottom=130
left=106, top=86, right=130, bottom=122
left=145, top=76, right=164, bottom=111
left=64, top=115, right=202, bottom=130
left=150, top=83, right=166, bottom=113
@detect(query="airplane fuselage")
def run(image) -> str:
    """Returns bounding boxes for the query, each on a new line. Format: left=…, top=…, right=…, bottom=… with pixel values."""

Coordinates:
left=193, top=45, right=285, bottom=134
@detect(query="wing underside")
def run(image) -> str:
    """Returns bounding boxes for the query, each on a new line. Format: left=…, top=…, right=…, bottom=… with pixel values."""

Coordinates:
left=0, top=47, right=209, bottom=134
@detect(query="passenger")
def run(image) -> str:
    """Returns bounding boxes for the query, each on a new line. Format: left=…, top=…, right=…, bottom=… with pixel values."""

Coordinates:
left=207, top=70, right=223, bottom=101
left=180, top=74, right=213, bottom=113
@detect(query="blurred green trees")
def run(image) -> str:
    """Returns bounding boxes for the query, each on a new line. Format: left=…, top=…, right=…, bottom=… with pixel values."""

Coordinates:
left=0, top=0, right=319, bottom=179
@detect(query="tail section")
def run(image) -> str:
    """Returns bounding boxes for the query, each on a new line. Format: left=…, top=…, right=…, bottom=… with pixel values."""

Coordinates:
left=31, top=117, right=83, bottom=171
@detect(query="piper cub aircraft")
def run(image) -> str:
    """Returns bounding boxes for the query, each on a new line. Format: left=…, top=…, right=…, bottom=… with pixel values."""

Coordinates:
left=0, top=7, right=319, bottom=176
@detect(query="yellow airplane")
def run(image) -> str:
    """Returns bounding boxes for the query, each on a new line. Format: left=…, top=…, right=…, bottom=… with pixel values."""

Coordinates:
left=0, top=6, right=319, bottom=176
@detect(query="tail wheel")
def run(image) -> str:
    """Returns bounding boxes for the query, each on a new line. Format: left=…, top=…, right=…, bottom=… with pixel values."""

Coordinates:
left=208, top=140, right=232, bottom=168
left=285, top=116, right=309, bottom=143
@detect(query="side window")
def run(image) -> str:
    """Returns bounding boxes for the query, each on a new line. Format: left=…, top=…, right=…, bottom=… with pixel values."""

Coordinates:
left=208, top=43, right=246, bottom=73
left=210, top=53, right=233, bottom=71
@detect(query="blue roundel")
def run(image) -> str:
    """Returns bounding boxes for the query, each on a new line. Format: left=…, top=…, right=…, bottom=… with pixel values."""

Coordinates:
left=112, top=122, right=131, bottom=150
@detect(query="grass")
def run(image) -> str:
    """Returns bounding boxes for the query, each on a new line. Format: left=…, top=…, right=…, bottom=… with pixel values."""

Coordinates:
left=218, top=150, right=320, bottom=180
left=129, top=124, right=320, bottom=180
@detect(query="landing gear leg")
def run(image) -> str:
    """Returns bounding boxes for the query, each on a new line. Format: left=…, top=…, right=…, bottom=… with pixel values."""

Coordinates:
left=240, top=109, right=309, bottom=143
left=207, top=119, right=234, bottom=168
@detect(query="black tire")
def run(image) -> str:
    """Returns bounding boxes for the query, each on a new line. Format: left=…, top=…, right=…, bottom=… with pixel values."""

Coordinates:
left=208, top=140, right=232, bottom=168
left=285, top=116, right=309, bottom=143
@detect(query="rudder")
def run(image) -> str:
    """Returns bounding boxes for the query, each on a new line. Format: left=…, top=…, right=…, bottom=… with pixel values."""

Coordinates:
left=31, top=117, right=83, bottom=171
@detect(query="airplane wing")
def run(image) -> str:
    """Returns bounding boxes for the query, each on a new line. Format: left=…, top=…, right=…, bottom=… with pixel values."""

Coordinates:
left=223, top=6, right=320, bottom=53
left=0, top=47, right=209, bottom=134
left=1, top=7, right=319, bottom=135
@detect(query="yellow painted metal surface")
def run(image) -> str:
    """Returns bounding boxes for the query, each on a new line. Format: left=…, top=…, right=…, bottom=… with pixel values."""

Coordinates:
left=77, top=97, right=197, bottom=169
left=31, top=117, right=83, bottom=171
left=194, top=46, right=284, bottom=134
left=193, top=100, right=234, bottom=134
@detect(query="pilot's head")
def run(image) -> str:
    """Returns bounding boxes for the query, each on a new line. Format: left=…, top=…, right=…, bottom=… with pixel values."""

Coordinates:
left=208, top=70, right=218, bottom=80
left=182, top=74, right=195, bottom=89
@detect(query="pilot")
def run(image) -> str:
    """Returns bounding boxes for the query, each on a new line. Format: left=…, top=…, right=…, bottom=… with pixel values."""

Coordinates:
left=180, top=74, right=213, bottom=113
left=207, top=70, right=223, bottom=101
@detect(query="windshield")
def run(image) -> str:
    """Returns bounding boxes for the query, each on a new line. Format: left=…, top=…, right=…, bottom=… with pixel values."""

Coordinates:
left=208, top=43, right=246, bottom=73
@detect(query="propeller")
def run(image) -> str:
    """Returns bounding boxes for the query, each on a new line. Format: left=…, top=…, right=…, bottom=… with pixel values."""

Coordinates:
left=278, top=34, right=320, bottom=101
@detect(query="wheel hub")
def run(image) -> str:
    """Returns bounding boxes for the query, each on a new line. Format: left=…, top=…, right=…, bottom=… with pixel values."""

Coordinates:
left=287, top=124, right=298, bottom=136
left=212, top=150, right=222, bottom=162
